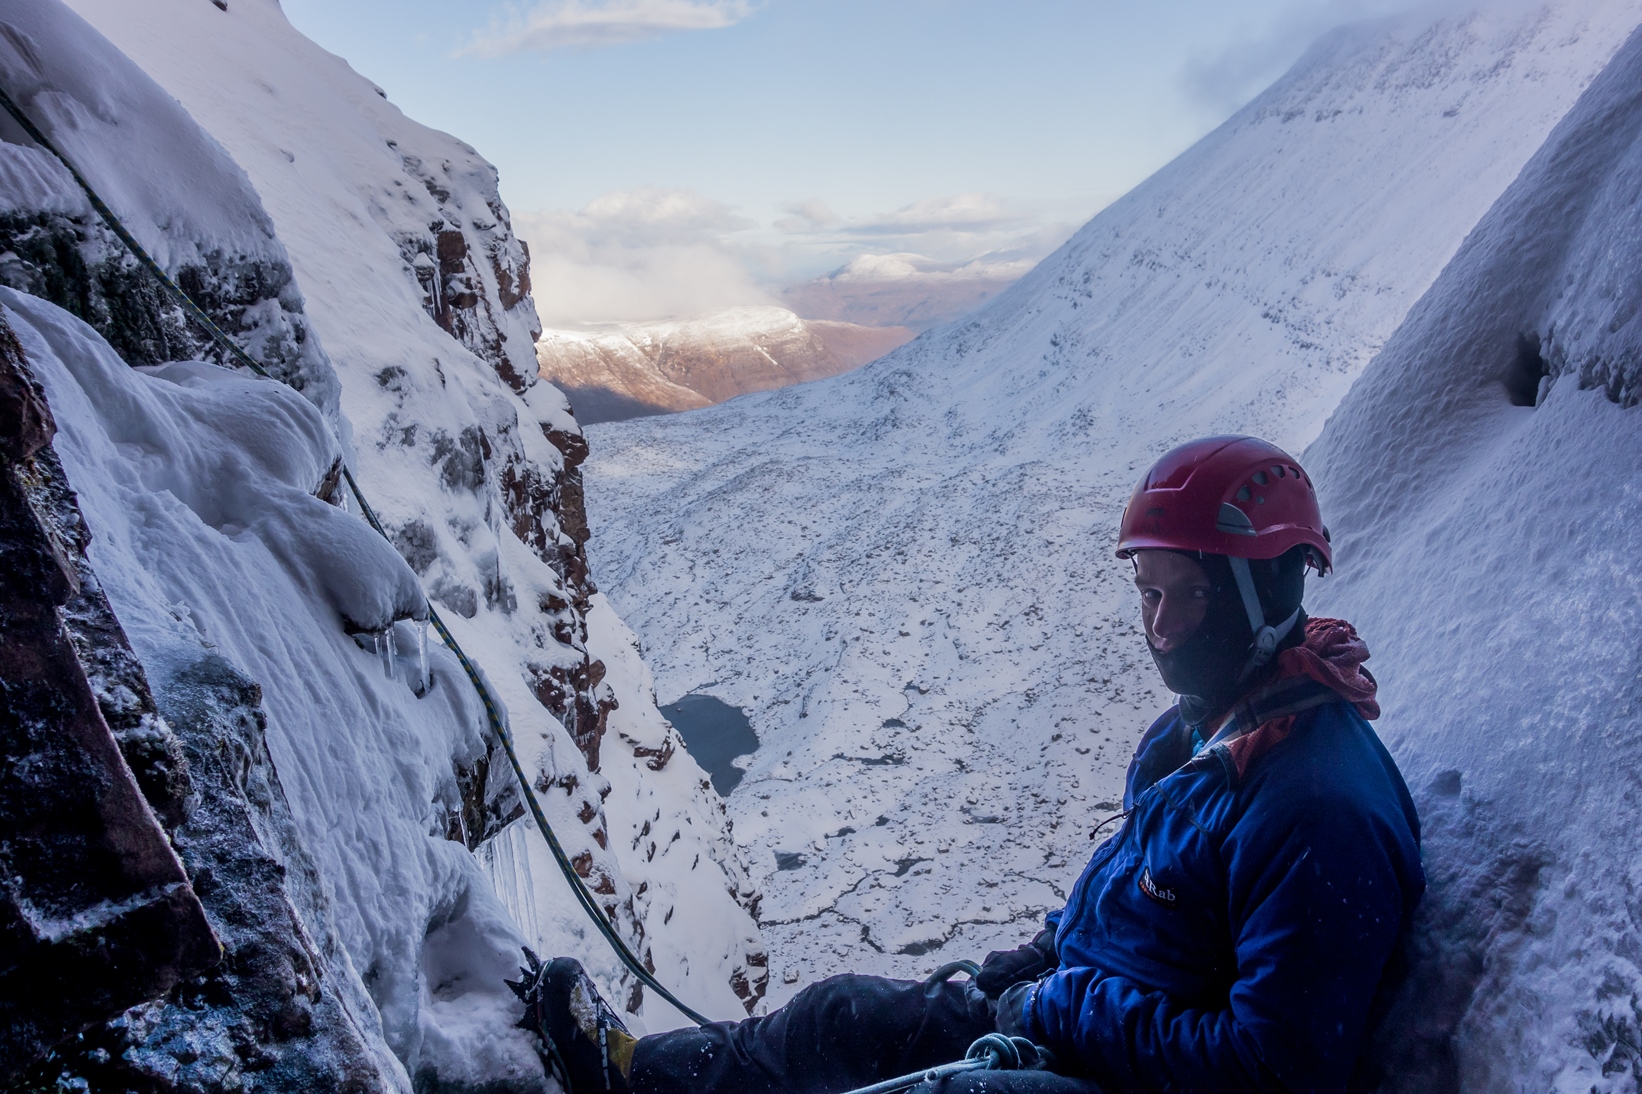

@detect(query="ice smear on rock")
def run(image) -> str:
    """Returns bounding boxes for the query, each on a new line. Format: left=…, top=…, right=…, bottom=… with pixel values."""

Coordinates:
left=582, top=0, right=1642, bottom=1002
left=5, top=287, right=512, bottom=1087
left=417, top=618, right=431, bottom=695
left=1305, top=21, right=1642, bottom=1090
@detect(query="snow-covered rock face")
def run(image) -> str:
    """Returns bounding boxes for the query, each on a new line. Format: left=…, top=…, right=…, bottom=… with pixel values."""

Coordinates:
left=1305, top=24, right=1642, bottom=1089
left=7, top=286, right=465, bottom=1089
left=537, top=305, right=913, bottom=424
left=8, top=285, right=430, bottom=1084
left=0, top=1, right=334, bottom=408
left=582, top=0, right=1642, bottom=1004
left=0, top=0, right=766, bottom=1085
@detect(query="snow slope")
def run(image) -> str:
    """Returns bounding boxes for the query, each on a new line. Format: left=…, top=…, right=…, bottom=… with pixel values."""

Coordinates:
left=582, top=0, right=1642, bottom=1002
left=0, top=0, right=333, bottom=403
left=0, top=0, right=764, bottom=1084
left=1305, top=23, right=1642, bottom=1089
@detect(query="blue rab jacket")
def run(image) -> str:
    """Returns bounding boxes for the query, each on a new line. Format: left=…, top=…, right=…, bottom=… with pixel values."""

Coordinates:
left=1019, top=620, right=1423, bottom=1093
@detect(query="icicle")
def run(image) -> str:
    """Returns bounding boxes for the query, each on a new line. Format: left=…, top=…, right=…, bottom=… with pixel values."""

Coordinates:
left=379, top=624, right=396, bottom=680
left=416, top=618, right=429, bottom=695
left=338, top=485, right=350, bottom=515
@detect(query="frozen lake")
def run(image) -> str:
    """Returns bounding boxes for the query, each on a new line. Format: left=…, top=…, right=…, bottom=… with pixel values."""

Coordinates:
left=659, top=693, right=759, bottom=796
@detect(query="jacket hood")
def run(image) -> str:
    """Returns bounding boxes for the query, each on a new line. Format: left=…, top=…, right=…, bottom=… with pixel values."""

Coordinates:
left=1211, top=616, right=1378, bottom=782
left=1274, top=616, right=1379, bottom=720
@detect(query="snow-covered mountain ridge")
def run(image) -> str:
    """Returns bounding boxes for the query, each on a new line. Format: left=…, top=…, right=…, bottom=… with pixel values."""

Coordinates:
left=536, top=305, right=913, bottom=424
left=582, top=0, right=1642, bottom=1044
left=0, top=0, right=763, bottom=1088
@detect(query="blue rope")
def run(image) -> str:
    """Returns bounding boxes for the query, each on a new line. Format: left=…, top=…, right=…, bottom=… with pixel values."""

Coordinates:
left=0, top=83, right=712, bottom=1027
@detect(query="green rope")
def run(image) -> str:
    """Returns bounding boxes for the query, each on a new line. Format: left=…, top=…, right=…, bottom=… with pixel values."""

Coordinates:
left=0, top=84, right=711, bottom=1027
left=345, top=470, right=712, bottom=1026
left=0, top=87, right=271, bottom=379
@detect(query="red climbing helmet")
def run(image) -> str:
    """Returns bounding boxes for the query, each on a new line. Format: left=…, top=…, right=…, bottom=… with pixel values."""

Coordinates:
left=1115, top=435, right=1332, bottom=573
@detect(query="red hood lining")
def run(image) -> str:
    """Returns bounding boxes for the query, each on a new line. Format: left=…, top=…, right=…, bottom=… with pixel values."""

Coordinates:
left=1219, top=617, right=1378, bottom=780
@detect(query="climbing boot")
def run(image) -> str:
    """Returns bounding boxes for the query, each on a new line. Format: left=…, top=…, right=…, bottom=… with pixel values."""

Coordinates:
left=509, top=950, right=637, bottom=1093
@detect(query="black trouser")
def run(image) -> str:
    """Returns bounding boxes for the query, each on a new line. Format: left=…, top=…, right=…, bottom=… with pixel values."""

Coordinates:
left=630, top=974, right=1101, bottom=1094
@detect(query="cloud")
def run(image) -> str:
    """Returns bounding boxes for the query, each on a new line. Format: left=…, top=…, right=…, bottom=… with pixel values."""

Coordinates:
left=463, top=0, right=753, bottom=57
left=568, top=186, right=754, bottom=245
left=851, top=193, right=1030, bottom=235
left=781, top=252, right=1042, bottom=332
left=514, top=187, right=1080, bottom=328
left=778, top=192, right=1031, bottom=239
left=515, top=187, right=774, bottom=326
left=774, top=198, right=839, bottom=233
left=769, top=198, right=1084, bottom=329
left=824, top=253, right=1036, bottom=284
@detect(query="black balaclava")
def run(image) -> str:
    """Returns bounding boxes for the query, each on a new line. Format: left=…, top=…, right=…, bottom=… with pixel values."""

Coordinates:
left=1146, top=546, right=1309, bottom=726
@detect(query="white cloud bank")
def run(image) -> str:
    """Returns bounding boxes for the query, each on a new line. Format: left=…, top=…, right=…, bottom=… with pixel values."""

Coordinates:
left=515, top=187, right=776, bottom=326
left=463, top=0, right=754, bottom=56
left=514, top=186, right=1080, bottom=329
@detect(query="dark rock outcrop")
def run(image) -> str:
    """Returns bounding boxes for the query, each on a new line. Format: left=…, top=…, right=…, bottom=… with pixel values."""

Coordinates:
left=5, top=323, right=397, bottom=1093
left=0, top=209, right=330, bottom=399
left=23, top=655, right=399, bottom=1094
left=0, top=315, right=219, bottom=1081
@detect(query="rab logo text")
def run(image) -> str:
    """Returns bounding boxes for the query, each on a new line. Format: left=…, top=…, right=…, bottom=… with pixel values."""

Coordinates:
left=1139, top=866, right=1177, bottom=906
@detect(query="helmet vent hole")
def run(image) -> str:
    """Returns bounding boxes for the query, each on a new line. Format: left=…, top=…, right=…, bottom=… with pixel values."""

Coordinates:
left=1236, top=486, right=1251, bottom=502
left=1252, top=471, right=1268, bottom=486
left=1273, top=465, right=1285, bottom=478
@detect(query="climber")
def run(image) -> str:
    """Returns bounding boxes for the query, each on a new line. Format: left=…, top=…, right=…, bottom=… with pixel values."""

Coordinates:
left=514, top=434, right=1424, bottom=1094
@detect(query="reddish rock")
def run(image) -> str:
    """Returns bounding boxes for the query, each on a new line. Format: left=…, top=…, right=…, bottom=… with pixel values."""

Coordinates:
left=0, top=319, right=219, bottom=1080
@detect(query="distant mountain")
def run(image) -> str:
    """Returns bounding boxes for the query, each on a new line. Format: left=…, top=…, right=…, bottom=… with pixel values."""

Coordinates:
left=781, top=253, right=1027, bottom=332
left=537, top=306, right=913, bottom=423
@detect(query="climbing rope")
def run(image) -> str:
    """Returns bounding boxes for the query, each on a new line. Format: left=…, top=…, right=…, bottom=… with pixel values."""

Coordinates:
left=838, top=1033, right=1047, bottom=1094
left=0, top=85, right=712, bottom=1027
left=923, top=960, right=981, bottom=985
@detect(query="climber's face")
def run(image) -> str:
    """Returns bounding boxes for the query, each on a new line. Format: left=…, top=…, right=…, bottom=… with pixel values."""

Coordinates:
left=1133, top=549, right=1212, bottom=653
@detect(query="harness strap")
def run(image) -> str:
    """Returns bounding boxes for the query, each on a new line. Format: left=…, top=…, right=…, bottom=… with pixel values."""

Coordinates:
left=1202, top=676, right=1336, bottom=752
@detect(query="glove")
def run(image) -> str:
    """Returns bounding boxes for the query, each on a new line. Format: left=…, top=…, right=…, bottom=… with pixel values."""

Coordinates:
left=973, top=927, right=1057, bottom=999
left=994, top=980, right=1035, bottom=1040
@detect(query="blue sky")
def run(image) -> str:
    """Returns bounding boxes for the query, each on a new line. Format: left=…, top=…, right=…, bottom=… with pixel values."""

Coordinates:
left=282, top=0, right=1404, bottom=324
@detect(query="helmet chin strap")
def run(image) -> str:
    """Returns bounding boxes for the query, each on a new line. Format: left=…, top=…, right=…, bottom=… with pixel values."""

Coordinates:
left=1228, top=555, right=1301, bottom=681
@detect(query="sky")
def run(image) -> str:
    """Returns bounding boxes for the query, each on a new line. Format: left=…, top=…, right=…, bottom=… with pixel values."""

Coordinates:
left=281, top=0, right=1413, bottom=326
